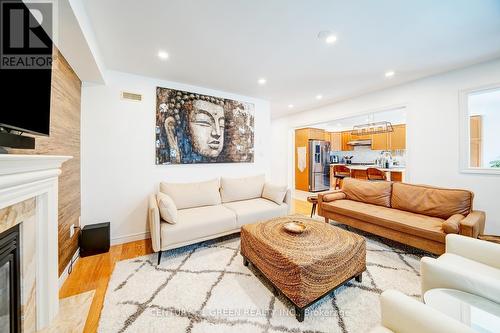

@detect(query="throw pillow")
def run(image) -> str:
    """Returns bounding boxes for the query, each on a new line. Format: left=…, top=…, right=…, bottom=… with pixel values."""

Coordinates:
left=157, top=192, right=177, bottom=224
left=262, top=183, right=287, bottom=205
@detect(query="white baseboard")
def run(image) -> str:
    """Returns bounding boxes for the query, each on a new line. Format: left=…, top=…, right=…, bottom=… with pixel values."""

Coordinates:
left=58, top=249, right=79, bottom=289
left=111, top=231, right=150, bottom=246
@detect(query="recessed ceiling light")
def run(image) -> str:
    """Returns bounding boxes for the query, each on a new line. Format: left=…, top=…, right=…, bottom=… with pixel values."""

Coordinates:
left=258, top=78, right=267, bottom=85
left=318, top=31, right=337, bottom=44
left=288, top=104, right=294, bottom=108
left=158, top=50, right=169, bottom=60
left=316, top=94, right=323, bottom=100
left=385, top=71, right=395, bottom=78
left=325, top=35, right=337, bottom=44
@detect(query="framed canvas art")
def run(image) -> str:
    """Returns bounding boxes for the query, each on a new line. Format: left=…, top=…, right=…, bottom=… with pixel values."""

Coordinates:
left=155, top=87, right=255, bottom=164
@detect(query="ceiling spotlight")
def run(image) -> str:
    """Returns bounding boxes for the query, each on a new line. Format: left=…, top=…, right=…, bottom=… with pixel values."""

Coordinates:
left=318, top=31, right=337, bottom=44
left=385, top=71, right=395, bottom=78
left=316, top=94, right=323, bottom=100
left=288, top=104, right=294, bottom=108
left=158, top=50, right=169, bottom=60
left=325, top=35, right=337, bottom=44
left=258, top=78, right=267, bottom=85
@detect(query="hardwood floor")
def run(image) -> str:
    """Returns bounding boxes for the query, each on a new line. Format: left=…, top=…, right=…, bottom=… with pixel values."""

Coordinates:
left=60, top=199, right=313, bottom=332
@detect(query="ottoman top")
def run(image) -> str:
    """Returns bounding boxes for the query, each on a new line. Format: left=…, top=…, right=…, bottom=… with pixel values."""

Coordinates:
left=241, top=215, right=365, bottom=266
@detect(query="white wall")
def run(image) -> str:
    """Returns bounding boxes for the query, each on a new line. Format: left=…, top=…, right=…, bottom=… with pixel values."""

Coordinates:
left=81, top=70, right=271, bottom=244
left=271, top=58, right=500, bottom=234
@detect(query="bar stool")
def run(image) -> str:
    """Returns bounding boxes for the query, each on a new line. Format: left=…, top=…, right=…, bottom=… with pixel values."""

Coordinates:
left=366, top=167, right=387, bottom=181
left=306, top=196, right=318, bottom=217
left=333, top=165, right=351, bottom=189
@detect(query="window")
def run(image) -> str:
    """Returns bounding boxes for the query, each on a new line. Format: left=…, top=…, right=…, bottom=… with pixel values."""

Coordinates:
left=460, top=84, right=500, bottom=174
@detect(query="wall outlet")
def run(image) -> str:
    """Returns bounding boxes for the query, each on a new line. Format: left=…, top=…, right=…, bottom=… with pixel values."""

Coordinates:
left=70, top=224, right=76, bottom=238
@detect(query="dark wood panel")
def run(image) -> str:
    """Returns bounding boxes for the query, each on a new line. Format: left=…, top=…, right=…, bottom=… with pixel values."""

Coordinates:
left=9, top=48, right=81, bottom=275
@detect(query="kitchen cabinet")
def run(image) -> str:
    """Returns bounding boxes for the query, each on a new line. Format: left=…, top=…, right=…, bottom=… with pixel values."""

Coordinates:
left=351, top=132, right=371, bottom=140
left=309, top=128, right=325, bottom=140
left=371, top=124, right=406, bottom=151
left=390, top=124, right=406, bottom=150
left=371, top=132, right=390, bottom=150
left=390, top=171, right=403, bottom=182
left=330, top=132, right=342, bottom=151
left=294, top=127, right=327, bottom=191
left=341, top=131, right=353, bottom=151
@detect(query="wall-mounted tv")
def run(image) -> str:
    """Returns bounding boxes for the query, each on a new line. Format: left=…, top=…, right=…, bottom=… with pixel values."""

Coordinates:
left=0, top=0, right=53, bottom=149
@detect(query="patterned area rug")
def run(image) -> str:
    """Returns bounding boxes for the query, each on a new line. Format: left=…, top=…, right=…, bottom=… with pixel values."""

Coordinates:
left=98, top=224, right=430, bottom=333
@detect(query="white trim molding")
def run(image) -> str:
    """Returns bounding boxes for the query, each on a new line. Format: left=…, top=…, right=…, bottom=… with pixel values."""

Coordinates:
left=0, top=154, right=72, bottom=330
left=111, top=231, right=151, bottom=246
left=459, top=83, right=500, bottom=175
left=58, top=248, right=80, bottom=288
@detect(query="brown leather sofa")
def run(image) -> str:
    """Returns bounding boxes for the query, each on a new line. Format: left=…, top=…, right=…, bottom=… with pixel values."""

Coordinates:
left=318, top=178, right=485, bottom=254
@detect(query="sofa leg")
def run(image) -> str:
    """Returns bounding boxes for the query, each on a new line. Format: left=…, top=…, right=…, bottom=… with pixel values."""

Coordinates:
left=157, top=251, right=162, bottom=265
left=324, top=217, right=329, bottom=224
left=355, top=273, right=362, bottom=283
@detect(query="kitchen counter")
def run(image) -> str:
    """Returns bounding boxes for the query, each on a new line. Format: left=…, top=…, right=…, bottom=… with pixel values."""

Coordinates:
left=330, top=164, right=405, bottom=172
left=330, top=164, right=405, bottom=182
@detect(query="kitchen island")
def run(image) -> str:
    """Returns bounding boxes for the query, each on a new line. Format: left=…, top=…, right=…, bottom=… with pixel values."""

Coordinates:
left=330, top=164, right=405, bottom=184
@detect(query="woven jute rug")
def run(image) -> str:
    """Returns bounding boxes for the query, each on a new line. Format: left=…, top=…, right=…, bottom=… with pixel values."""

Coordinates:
left=98, top=223, right=429, bottom=333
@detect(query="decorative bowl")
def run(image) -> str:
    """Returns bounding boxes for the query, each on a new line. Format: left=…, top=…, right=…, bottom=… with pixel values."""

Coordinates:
left=283, top=221, right=307, bottom=234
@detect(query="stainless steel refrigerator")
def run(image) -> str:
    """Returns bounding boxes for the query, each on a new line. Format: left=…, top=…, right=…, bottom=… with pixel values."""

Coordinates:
left=309, top=140, right=330, bottom=192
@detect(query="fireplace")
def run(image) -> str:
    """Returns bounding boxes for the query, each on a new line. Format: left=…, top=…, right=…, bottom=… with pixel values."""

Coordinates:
left=0, top=225, right=21, bottom=333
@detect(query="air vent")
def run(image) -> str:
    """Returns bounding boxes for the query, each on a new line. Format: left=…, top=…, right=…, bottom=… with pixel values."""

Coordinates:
left=121, top=91, right=142, bottom=102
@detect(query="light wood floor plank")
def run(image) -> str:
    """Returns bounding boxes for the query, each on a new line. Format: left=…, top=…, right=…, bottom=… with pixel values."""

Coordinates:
left=59, top=199, right=312, bottom=332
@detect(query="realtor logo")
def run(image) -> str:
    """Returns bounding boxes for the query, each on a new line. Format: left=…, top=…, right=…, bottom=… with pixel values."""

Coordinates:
left=0, top=0, right=56, bottom=69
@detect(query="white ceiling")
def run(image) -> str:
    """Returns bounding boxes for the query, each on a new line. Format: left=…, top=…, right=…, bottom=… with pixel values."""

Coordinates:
left=82, top=0, right=500, bottom=117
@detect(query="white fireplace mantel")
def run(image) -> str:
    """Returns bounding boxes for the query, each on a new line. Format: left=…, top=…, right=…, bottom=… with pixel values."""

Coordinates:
left=0, top=154, right=72, bottom=330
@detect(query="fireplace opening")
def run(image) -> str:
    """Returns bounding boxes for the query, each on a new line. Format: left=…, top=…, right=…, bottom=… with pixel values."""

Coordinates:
left=0, top=225, right=21, bottom=333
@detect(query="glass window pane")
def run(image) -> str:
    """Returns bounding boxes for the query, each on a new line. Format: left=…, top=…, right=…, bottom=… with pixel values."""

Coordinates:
left=468, top=88, right=500, bottom=168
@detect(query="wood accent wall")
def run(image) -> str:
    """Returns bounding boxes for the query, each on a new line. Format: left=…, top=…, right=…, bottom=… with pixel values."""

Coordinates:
left=9, top=48, right=81, bottom=275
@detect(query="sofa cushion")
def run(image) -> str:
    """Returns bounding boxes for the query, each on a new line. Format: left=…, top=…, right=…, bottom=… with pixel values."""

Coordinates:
left=391, top=183, right=473, bottom=219
left=223, top=198, right=288, bottom=227
left=160, top=205, right=237, bottom=248
left=323, top=199, right=445, bottom=242
left=262, top=183, right=287, bottom=204
left=438, top=253, right=500, bottom=280
left=160, top=178, right=221, bottom=210
left=157, top=192, right=177, bottom=224
left=220, top=174, right=265, bottom=203
left=341, top=178, right=392, bottom=208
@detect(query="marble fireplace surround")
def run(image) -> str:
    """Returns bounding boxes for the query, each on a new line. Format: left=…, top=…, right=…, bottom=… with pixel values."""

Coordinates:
left=0, top=155, right=71, bottom=331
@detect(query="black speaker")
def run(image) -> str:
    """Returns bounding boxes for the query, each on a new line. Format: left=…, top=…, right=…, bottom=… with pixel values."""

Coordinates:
left=79, top=222, right=110, bottom=257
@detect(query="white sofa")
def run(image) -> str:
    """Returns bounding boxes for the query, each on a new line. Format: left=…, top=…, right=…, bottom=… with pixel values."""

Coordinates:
left=370, top=290, right=475, bottom=333
left=148, top=175, right=291, bottom=264
left=421, top=234, right=500, bottom=304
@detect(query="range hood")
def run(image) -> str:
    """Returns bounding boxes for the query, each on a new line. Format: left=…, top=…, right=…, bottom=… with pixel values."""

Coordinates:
left=347, top=139, right=372, bottom=146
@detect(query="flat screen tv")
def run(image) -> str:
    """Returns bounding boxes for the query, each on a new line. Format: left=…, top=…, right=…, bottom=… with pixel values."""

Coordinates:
left=0, top=0, right=53, bottom=141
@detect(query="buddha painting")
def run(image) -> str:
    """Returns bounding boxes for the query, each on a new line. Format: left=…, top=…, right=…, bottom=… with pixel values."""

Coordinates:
left=155, top=87, right=255, bottom=164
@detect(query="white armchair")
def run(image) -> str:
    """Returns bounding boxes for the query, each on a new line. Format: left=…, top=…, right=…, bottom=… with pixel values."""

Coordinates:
left=421, top=234, right=500, bottom=304
left=369, top=290, right=475, bottom=333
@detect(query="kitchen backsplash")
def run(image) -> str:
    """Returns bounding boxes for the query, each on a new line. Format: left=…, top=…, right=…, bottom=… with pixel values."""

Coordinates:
left=331, top=146, right=406, bottom=166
